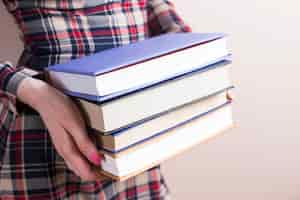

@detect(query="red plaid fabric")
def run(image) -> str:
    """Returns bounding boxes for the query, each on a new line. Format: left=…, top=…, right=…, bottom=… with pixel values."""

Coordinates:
left=0, top=0, right=191, bottom=199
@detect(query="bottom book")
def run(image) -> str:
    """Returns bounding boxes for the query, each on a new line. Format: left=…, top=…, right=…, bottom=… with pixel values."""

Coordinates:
left=94, top=103, right=233, bottom=181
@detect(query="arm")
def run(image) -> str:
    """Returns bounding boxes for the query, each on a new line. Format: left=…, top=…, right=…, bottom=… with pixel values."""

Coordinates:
left=147, top=0, right=192, bottom=36
left=0, top=62, right=104, bottom=181
left=17, top=76, right=104, bottom=181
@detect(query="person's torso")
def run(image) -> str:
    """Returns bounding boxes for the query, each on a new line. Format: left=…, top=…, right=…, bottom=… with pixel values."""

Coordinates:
left=3, top=0, right=151, bottom=69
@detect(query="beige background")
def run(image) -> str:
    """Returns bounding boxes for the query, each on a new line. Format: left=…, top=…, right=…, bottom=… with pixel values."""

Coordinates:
left=1, top=1, right=300, bottom=199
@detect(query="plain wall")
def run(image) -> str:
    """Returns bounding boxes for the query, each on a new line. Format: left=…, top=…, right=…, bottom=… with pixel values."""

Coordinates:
left=1, top=1, right=300, bottom=199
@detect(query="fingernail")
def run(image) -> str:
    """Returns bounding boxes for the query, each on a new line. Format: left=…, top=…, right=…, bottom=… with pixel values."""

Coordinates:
left=89, top=152, right=102, bottom=166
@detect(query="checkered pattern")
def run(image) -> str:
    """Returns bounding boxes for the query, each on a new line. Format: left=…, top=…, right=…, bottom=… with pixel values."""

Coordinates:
left=0, top=0, right=191, bottom=199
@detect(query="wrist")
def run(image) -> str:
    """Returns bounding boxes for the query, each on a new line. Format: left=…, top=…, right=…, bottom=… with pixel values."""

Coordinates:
left=17, top=77, right=50, bottom=111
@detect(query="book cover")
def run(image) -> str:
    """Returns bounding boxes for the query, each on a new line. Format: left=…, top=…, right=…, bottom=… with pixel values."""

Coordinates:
left=47, top=32, right=226, bottom=76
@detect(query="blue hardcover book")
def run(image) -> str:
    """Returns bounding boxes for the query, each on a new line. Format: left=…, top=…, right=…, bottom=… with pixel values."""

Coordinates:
left=71, top=55, right=230, bottom=102
left=47, top=33, right=229, bottom=101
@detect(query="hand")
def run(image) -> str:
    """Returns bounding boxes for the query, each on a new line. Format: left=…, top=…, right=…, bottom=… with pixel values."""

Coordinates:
left=17, top=77, right=103, bottom=181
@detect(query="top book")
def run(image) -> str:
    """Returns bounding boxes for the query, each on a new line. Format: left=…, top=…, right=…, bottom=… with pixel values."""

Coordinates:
left=47, top=33, right=229, bottom=102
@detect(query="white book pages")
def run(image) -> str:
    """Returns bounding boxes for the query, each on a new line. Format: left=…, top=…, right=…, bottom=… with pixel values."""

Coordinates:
left=80, top=65, right=232, bottom=132
left=101, top=104, right=233, bottom=178
left=99, top=91, right=229, bottom=152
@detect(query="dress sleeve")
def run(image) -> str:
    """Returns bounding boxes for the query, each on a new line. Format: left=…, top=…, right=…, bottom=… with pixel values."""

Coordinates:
left=147, top=0, right=192, bottom=36
left=0, top=61, right=30, bottom=98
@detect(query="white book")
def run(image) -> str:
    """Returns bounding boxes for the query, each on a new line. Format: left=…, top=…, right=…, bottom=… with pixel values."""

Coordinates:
left=97, top=104, right=233, bottom=180
left=78, top=63, right=232, bottom=133
left=96, top=90, right=230, bottom=153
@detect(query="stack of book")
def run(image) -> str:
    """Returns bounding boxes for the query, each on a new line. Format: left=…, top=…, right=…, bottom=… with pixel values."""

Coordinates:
left=47, top=33, right=234, bottom=181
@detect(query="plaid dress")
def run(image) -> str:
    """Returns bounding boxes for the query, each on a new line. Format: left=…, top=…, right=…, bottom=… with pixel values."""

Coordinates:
left=0, top=0, right=191, bottom=199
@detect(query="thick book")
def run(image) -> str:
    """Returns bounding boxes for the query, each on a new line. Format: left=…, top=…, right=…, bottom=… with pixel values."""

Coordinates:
left=47, top=33, right=229, bottom=101
left=94, top=89, right=231, bottom=153
left=94, top=103, right=233, bottom=180
left=77, top=60, right=232, bottom=133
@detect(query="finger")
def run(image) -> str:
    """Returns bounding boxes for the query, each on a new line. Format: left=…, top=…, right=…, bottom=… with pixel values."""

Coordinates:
left=64, top=144, right=98, bottom=181
left=65, top=160, right=79, bottom=174
left=62, top=119, right=103, bottom=166
left=61, top=132, right=98, bottom=181
left=45, top=119, right=97, bottom=181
